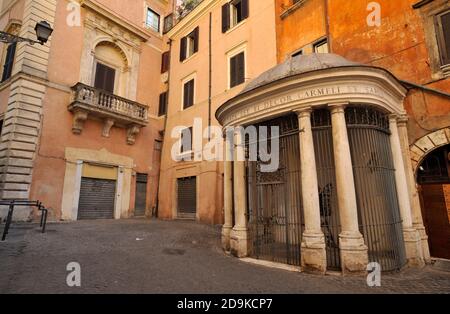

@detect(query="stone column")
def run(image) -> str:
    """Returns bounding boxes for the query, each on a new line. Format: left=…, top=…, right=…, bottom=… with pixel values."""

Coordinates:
left=230, top=127, right=249, bottom=257
left=330, top=104, right=368, bottom=274
left=296, top=108, right=326, bottom=273
left=222, top=129, right=234, bottom=251
left=389, top=115, right=425, bottom=267
left=397, top=116, right=431, bottom=264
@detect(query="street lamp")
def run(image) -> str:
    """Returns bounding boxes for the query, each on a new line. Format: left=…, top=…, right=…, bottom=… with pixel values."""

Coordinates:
left=0, top=21, right=53, bottom=45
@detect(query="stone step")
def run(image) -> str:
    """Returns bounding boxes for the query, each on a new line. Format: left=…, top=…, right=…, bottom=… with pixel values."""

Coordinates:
left=432, top=258, right=450, bottom=272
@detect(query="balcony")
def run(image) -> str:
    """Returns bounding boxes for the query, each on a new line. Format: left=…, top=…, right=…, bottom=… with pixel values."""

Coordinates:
left=68, top=83, right=149, bottom=145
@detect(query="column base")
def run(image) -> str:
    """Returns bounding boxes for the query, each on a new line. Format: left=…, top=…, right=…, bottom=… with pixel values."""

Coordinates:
left=403, top=227, right=425, bottom=268
left=413, top=224, right=431, bottom=264
left=339, top=231, right=369, bottom=275
left=301, top=231, right=327, bottom=274
left=230, top=227, right=249, bottom=258
left=221, top=225, right=233, bottom=252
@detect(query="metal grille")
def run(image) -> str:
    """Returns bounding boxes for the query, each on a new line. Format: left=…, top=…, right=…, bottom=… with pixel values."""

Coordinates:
left=177, top=176, right=197, bottom=219
left=247, top=114, right=304, bottom=266
left=78, top=178, right=116, bottom=220
left=134, top=173, right=148, bottom=217
left=311, top=109, right=342, bottom=271
left=346, top=107, right=407, bottom=272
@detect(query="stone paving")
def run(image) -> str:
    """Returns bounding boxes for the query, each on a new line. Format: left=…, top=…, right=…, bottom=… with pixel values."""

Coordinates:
left=0, top=219, right=449, bottom=294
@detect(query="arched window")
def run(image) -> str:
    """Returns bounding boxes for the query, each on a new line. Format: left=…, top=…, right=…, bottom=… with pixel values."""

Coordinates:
left=93, top=42, right=128, bottom=97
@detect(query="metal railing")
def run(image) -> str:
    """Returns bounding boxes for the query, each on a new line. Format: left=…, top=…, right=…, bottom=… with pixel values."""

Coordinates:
left=1, top=200, right=49, bottom=241
left=71, top=83, right=148, bottom=122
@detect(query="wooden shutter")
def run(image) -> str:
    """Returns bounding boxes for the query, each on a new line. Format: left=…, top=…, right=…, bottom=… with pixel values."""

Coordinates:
left=222, top=3, right=230, bottom=33
left=158, top=92, right=168, bottom=116
left=241, top=0, right=249, bottom=20
left=193, top=27, right=199, bottom=53
left=230, top=52, right=244, bottom=88
left=1, top=43, right=16, bottom=82
left=230, top=55, right=237, bottom=88
left=94, top=63, right=115, bottom=93
left=183, top=79, right=194, bottom=109
left=180, top=37, right=187, bottom=62
left=161, top=51, right=170, bottom=73
left=236, top=52, right=245, bottom=85
left=441, top=12, right=450, bottom=64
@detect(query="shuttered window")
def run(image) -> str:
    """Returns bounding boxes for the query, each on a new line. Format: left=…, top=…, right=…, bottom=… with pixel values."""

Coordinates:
left=158, top=92, right=168, bottom=116
left=94, top=63, right=116, bottom=93
left=222, top=0, right=249, bottom=33
left=230, top=52, right=245, bottom=88
left=146, top=8, right=160, bottom=32
left=181, top=126, right=193, bottom=153
left=161, top=51, right=170, bottom=73
left=437, top=11, right=450, bottom=65
left=180, top=27, right=199, bottom=62
left=183, top=79, right=195, bottom=109
left=1, top=43, right=16, bottom=82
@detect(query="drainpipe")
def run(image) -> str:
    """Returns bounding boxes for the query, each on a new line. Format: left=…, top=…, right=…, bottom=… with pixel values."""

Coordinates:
left=324, top=0, right=332, bottom=52
left=208, top=12, right=212, bottom=141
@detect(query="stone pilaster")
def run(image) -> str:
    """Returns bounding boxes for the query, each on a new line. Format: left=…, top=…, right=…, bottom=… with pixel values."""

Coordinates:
left=389, top=116, right=425, bottom=267
left=222, top=129, right=234, bottom=251
left=397, top=116, right=431, bottom=264
left=0, top=0, right=57, bottom=220
left=330, top=104, right=368, bottom=274
left=230, top=127, right=249, bottom=258
left=296, top=108, right=326, bottom=273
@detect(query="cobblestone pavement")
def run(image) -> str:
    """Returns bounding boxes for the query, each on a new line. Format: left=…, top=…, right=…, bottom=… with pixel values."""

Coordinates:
left=0, top=219, right=449, bottom=294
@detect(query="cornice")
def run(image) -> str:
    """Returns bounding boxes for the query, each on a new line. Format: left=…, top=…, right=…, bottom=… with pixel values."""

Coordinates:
left=166, top=0, right=221, bottom=38
left=80, top=0, right=150, bottom=42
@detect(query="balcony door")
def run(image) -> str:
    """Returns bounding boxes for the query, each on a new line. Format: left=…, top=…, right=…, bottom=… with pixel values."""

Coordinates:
left=94, top=62, right=116, bottom=93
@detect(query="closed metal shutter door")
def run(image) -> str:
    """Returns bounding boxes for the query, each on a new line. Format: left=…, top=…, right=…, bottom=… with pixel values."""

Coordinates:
left=177, top=177, right=196, bottom=219
left=134, top=174, right=148, bottom=217
left=78, top=178, right=116, bottom=220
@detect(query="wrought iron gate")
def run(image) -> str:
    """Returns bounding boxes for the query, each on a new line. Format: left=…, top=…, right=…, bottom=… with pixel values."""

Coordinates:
left=311, top=109, right=342, bottom=271
left=247, top=114, right=303, bottom=266
left=346, top=107, right=407, bottom=272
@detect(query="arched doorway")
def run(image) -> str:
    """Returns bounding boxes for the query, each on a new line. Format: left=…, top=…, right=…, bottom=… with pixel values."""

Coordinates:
left=417, top=144, right=450, bottom=259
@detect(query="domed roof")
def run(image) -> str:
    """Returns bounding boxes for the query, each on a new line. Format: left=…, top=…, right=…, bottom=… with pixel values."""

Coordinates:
left=242, top=53, right=361, bottom=93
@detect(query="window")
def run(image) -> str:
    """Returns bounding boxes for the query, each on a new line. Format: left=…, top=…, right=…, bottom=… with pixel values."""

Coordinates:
left=180, top=126, right=193, bottom=153
left=146, top=8, right=160, bottom=33
left=161, top=51, right=170, bottom=73
left=292, top=49, right=303, bottom=58
left=154, top=140, right=163, bottom=151
left=1, top=43, right=16, bottom=82
left=183, top=79, right=195, bottom=109
left=313, top=38, right=329, bottom=53
left=229, top=51, right=245, bottom=88
left=222, top=0, right=249, bottom=33
left=94, top=62, right=116, bottom=93
left=163, top=14, right=174, bottom=34
left=436, top=10, right=450, bottom=65
left=180, top=27, right=199, bottom=62
left=158, top=92, right=168, bottom=116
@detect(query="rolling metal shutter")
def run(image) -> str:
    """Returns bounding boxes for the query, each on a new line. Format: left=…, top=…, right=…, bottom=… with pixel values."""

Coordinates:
left=134, top=173, right=148, bottom=217
left=78, top=178, right=116, bottom=220
left=177, top=177, right=197, bottom=219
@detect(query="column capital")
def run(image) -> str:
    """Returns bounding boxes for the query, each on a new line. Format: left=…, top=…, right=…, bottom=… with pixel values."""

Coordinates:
left=328, top=102, right=349, bottom=114
left=293, top=106, right=313, bottom=118
left=397, top=114, right=409, bottom=127
left=388, top=113, right=400, bottom=123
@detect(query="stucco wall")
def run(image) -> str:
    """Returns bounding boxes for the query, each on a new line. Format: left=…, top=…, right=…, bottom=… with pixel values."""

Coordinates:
left=158, top=0, right=278, bottom=224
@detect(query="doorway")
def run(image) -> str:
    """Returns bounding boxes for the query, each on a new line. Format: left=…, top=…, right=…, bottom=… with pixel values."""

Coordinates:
left=418, top=144, right=450, bottom=259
